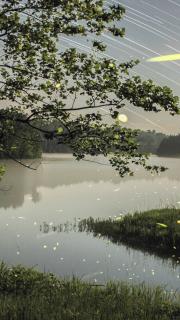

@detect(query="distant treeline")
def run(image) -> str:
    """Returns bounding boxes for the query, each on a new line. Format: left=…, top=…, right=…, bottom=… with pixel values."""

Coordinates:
left=42, top=129, right=180, bottom=157
left=42, top=130, right=180, bottom=157
left=42, top=140, right=71, bottom=154
left=137, top=131, right=165, bottom=154
left=0, top=122, right=42, bottom=159
left=137, top=131, right=180, bottom=156
left=0, top=121, right=180, bottom=159
left=157, top=135, right=180, bottom=156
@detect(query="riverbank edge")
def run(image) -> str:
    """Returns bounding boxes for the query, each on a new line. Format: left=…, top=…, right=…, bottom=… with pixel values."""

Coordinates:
left=0, top=262, right=179, bottom=320
left=79, top=208, right=180, bottom=261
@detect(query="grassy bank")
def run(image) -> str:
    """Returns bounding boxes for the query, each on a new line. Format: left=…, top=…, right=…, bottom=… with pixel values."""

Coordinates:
left=0, top=263, right=179, bottom=320
left=79, top=209, right=180, bottom=261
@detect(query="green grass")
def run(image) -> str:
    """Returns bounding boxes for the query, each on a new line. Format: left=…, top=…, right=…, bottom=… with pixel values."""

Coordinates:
left=79, top=208, right=180, bottom=261
left=0, top=263, right=179, bottom=320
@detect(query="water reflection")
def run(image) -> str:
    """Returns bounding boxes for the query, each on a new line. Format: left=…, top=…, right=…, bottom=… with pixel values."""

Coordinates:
left=39, top=219, right=180, bottom=268
left=0, top=155, right=180, bottom=291
left=0, top=155, right=180, bottom=211
left=40, top=220, right=79, bottom=233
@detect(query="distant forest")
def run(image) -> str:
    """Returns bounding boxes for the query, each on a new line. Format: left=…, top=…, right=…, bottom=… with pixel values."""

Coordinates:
left=0, top=122, right=180, bottom=159
left=137, top=131, right=180, bottom=157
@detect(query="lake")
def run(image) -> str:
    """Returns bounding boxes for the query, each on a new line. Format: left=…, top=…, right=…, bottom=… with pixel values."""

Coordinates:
left=0, top=154, right=180, bottom=292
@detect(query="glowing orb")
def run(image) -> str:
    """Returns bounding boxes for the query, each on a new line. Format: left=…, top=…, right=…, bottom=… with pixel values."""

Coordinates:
left=148, top=54, right=180, bottom=62
left=55, top=82, right=61, bottom=89
left=117, top=114, right=128, bottom=123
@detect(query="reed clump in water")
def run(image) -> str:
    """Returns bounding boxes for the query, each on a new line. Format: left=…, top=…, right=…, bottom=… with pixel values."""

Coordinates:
left=79, top=208, right=180, bottom=259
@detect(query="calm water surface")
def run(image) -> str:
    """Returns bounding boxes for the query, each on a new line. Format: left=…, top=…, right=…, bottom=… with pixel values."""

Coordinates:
left=0, top=154, right=180, bottom=291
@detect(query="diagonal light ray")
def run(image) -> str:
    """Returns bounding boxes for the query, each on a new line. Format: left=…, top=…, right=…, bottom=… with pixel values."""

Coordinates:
left=148, top=54, right=180, bottom=62
left=103, top=34, right=149, bottom=57
left=167, top=0, right=180, bottom=8
left=166, top=45, right=180, bottom=53
left=139, top=0, right=180, bottom=22
left=141, top=64, right=180, bottom=87
left=124, top=36, right=180, bottom=69
left=124, top=16, right=178, bottom=42
left=107, top=0, right=163, bottom=24
left=100, top=106, right=164, bottom=131
left=124, top=107, right=165, bottom=131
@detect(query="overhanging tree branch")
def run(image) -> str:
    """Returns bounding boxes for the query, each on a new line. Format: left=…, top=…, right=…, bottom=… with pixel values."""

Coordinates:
left=0, top=0, right=179, bottom=177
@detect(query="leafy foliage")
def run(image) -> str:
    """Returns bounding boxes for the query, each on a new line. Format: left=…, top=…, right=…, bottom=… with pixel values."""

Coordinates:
left=0, top=0, right=179, bottom=175
left=0, top=117, right=42, bottom=160
left=0, top=165, right=5, bottom=179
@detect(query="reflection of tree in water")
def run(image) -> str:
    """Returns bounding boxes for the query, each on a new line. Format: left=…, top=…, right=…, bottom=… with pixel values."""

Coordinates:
left=0, top=161, right=41, bottom=209
left=31, top=189, right=41, bottom=203
left=39, top=219, right=180, bottom=269
left=0, top=157, right=180, bottom=209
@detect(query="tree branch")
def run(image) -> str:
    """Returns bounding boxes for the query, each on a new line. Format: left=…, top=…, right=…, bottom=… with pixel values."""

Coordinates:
left=63, top=103, right=119, bottom=112
left=82, top=158, right=110, bottom=166
left=3, top=151, right=38, bottom=170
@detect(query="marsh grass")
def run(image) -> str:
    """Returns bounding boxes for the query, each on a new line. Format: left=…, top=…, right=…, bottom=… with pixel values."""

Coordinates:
left=0, top=263, right=179, bottom=320
left=79, top=209, right=180, bottom=261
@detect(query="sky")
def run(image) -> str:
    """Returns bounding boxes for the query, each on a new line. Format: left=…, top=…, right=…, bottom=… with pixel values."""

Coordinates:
left=107, top=0, right=180, bottom=134
left=61, top=0, right=180, bottom=134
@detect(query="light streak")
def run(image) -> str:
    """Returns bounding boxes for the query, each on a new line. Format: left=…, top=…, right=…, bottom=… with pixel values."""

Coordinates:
left=126, top=11, right=163, bottom=27
left=125, top=12, right=180, bottom=37
left=103, top=34, right=149, bottom=57
left=140, top=63, right=180, bottom=87
left=140, top=0, right=180, bottom=22
left=166, top=45, right=180, bottom=53
left=125, top=37, right=180, bottom=76
left=109, top=0, right=163, bottom=24
left=124, top=16, right=177, bottom=42
left=100, top=106, right=164, bottom=131
left=148, top=54, right=180, bottom=62
left=167, top=0, right=180, bottom=8
left=61, top=36, right=119, bottom=61
left=125, top=37, right=163, bottom=56
left=124, top=107, right=165, bottom=131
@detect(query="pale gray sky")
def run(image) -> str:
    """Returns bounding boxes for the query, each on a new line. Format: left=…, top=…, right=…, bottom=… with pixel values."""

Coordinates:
left=61, top=0, right=180, bottom=134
